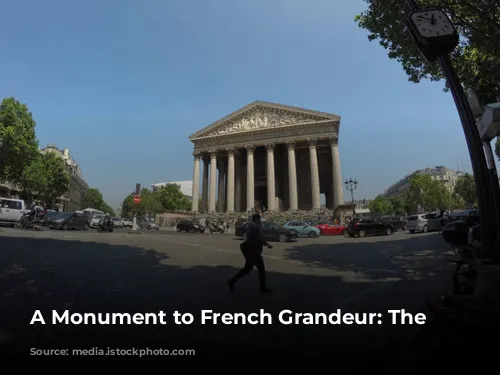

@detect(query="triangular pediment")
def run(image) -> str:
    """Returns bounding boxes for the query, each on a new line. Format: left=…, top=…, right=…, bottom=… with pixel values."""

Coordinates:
left=189, top=101, right=340, bottom=140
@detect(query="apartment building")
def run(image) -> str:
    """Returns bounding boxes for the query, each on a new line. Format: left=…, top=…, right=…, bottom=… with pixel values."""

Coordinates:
left=384, top=166, right=464, bottom=198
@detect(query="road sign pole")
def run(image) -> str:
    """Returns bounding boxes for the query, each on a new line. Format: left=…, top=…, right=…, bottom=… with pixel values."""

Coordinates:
left=132, top=214, right=138, bottom=231
left=131, top=184, right=141, bottom=232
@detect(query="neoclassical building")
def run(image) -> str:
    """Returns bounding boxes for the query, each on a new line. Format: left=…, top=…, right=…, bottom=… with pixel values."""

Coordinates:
left=189, top=101, right=344, bottom=213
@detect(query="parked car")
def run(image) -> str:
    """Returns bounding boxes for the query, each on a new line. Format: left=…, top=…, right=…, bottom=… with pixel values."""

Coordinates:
left=283, top=221, right=320, bottom=238
left=309, top=220, right=347, bottom=235
left=0, top=197, right=26, bottom=226
left=346, top=218, right=394, bottom=237
left=176, top=219, right=205, bottom=233
left=47, top=212, right=90, bottom=230
left=235, top=221, right=248, bottom=238
left=378, top=216, right=407, bottom=231
left=90, top=214, right=106, bottom=228
left=406, top=213, right=441, bottom=233
left=239, top=221, right=298, bottom=243
left=122, top=218, right=133, bottom=228
left=42, top=211, right=61, bottom=226
left=140, top=219, right=159, bottom=230
left=112, top=217, right=124, bottom=228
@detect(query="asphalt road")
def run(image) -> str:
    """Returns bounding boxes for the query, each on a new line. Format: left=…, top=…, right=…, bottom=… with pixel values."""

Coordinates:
left=0, top=226, right=453, bottom=368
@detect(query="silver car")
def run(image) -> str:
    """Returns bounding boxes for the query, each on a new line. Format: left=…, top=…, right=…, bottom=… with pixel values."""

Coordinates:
left=406, top=213, right=441, bottom=233
left=140, top=220, right=159, bottom=230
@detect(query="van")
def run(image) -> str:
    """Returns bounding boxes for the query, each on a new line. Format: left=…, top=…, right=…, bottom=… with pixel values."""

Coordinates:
left=0, top=197, right=26, bottom=225
left=406, top=213, right=441, bottom=233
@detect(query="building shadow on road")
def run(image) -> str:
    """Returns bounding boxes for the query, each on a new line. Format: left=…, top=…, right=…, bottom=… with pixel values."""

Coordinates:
left=0, top=234, right=451, bottom=369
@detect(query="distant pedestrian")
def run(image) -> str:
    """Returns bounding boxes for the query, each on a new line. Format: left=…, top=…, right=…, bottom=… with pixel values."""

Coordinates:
left=228, top=213, right=273, bottom=294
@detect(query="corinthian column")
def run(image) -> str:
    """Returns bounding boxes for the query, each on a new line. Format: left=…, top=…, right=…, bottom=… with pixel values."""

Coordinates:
left=217, top=161, right=225, bottom=212
left=266, top=143, right=276, bottom=211
left=235, top=153, right=242, bottom=212
left=208, top=151, right=217, bottom=212
left=191, top=152, right=201, bottom=212
left=202, top=155, right=209, bottom=212
left=245, top=145, right=255, bottom=210
left=308, top=139, right=321, bottom=210
left=226, top=148, right=235, bottom=212
left=286, top=141, right=298, bottom=210
left=330, top=134, right=344, bottom=209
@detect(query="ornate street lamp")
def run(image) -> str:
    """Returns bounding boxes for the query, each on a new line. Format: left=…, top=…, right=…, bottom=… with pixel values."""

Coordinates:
left=344, top=178, right=358, bottom=219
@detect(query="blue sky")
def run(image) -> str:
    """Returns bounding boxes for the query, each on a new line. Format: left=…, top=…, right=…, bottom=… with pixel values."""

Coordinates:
left=1, top=0, right=496, bottom=208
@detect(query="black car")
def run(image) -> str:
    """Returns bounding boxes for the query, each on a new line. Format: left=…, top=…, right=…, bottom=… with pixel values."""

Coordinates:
left=47, top=212, right=90, bottom=230
left=41, top=211, right=61, bottom=226
left=176, top=219, right=205, bottom=233
left=237, top=221, right=297, bottom=243
left=347, top=218, right=394, bottom=237
left=235, top=221, right=248, bottom=237
left=378, top=216, right=407, bottom=231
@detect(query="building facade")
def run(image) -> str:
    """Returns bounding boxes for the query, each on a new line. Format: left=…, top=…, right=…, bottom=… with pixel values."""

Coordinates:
left=188, top=101, right=344, bottom=213
left=40, top=145, right=88, bottom=211
left=384, top=166, right=464, bottom=198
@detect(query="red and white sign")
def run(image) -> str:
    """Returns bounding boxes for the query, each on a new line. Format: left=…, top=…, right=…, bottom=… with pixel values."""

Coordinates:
left=133, top=195, right=141, bottom=204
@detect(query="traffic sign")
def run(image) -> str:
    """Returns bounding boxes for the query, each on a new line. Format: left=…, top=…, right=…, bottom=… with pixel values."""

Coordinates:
left=133, top=195, right=141, bottom=204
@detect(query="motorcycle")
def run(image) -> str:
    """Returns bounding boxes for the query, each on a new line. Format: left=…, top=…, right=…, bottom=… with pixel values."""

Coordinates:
left=209, top=224, right=225, bottom=234
left=14, top=212, right=43, bottom=231
left=97, top=217, right=114, bottom=232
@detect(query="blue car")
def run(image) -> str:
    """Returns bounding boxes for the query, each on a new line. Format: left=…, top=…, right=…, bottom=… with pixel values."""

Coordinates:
left=283, top=221, right=320, bottom=238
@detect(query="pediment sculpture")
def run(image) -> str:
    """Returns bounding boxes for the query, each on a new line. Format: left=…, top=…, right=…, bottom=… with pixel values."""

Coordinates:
left=202, top=109, right=322, bottom=137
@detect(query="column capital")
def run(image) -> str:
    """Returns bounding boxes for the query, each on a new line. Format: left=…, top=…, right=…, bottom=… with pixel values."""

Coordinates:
left=208, top=149, right=217, bottom=158
left=329, top=134, right=339, bottom=146
left=225, top=147, right=236, bottom=157
left=307, top=138, right=318, bottom=148
left=265, top=143, right=276, bottom=151
left=192, top=150, right=202, bottom=158
left=244, top=144, right=255, bottom=154
left=285, top=140, right=296, bottom=150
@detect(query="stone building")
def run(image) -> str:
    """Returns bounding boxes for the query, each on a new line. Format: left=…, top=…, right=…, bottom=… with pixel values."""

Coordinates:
left=384, top=166, right=464, bottom=198
left=40, top=145, right=88, bottom=211
left=188, top=101, right=344, bottom=213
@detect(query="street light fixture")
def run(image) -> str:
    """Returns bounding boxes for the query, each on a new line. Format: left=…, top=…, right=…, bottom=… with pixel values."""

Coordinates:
left=344, top=178, right=358, bottom=219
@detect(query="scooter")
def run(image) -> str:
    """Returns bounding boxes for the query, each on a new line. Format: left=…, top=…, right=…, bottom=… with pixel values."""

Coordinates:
left=97, top=218, right=114, bottom=232
left=209, top=224, right=225, bottom=234
left=14, top=212, right=43, bottom=231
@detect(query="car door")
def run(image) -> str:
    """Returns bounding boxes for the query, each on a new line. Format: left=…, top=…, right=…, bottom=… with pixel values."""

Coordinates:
left=76, top=213, right=87, bottom=228
left=7, top=200, right=23, bottom=222
left=261, top=222, right=274, bottom=240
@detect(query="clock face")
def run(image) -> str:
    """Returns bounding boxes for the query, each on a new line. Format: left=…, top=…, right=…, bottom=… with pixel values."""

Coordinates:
left=410, top=9, right=455, bottom=38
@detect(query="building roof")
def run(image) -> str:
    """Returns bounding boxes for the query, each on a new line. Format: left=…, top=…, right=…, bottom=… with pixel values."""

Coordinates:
left=151, top=180, right=193, bottom=197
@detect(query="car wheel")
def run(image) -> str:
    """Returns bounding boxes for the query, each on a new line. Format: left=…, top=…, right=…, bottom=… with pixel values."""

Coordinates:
left=14, top=220, right=22, bottom=229
left=410, top=230, right=415, bottom=233
left=84, top=224, right=89, bottom=231
left=386, top=228, right=392, bottom=235
left=242, top=233, right=247, bottom=242
left=279, top=233, right=288, bottom=243
left=147, top=226, right=152, bottom=230
left=359, top=230, right=366, bottom=237
left=62, top=223, right=68, bottom=230
left=200, top=230, right=205, bottom=234
left=423, top=225, right=429, bottom=233
left=308, top=231, right=317, bottom=238
left=176, top=227, right=180, bottom=232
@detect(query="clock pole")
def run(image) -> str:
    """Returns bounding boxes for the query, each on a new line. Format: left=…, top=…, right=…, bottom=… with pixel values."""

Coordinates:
left=406, top=0, right=500, bottom=259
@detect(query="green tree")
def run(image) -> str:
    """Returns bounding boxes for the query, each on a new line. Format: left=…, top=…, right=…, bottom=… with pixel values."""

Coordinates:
left=157, top=183, right=191, bottom=211
left=390, top=196, right=404, bottom=214
left=454, top=173, right=477, bottom=208
left=84, top=187, right=114, bottom=215
left=368, top=195, right=393, bottom=215
left=405, top=174, right=453, bottom=211
left=0, top=97, right=39, bottom=183
left=433, top=181, right=453, bottom=210
left=40, top=152, right=70, bottom=207
left=355, top=1, right=500, bottom=153
left=17, top=153, right=47, bottom=200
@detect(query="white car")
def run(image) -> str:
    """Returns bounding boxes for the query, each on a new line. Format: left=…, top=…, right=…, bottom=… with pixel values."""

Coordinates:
left=122, top=219, right=133, bottom=228
left=89, top=214, right=105, bottom=228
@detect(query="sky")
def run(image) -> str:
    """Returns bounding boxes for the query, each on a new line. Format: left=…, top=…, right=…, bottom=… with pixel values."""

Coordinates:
left=1, top=0, right=497, bottom=209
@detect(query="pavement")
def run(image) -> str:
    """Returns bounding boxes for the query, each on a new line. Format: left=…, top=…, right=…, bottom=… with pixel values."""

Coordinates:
left=0, top=226, right=453, bottom=368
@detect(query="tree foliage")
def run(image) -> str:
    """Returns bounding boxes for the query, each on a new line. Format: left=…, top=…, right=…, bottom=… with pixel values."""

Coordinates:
left=84, top=188, right=115, bottom=216
left=0, top=97, right=39, bottom=183
left=120, top=184, right=191, bottom=218
left=453, top=173, right=477, bottom=207
left=368, top=195, right=393, bottom=215
left=404, top=174, right=453, bottom=212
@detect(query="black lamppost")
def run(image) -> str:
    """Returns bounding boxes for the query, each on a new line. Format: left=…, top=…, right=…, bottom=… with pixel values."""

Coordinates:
left=344, top=178, right=358, bottom=219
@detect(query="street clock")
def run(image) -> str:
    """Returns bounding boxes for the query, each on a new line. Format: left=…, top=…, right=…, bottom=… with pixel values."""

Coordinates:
left=406, top=8, right=459, bottom=62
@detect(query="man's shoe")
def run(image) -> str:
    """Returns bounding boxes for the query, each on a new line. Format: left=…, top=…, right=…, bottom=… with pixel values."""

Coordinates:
left=260, top=288, right=273, bottom=294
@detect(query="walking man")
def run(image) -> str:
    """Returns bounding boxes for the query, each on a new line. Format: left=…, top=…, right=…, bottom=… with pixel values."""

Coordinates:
left=228, top=213, right=273, bottom=293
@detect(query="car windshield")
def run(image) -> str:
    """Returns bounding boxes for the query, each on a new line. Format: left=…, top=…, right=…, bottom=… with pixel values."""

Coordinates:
left=408, top=216, right=418, bottom=221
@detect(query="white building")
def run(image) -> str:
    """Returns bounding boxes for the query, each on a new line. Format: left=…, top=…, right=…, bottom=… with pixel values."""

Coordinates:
left=384, top=166, right=464, bottom=198
left=151, top=180, right=193, bottom=199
